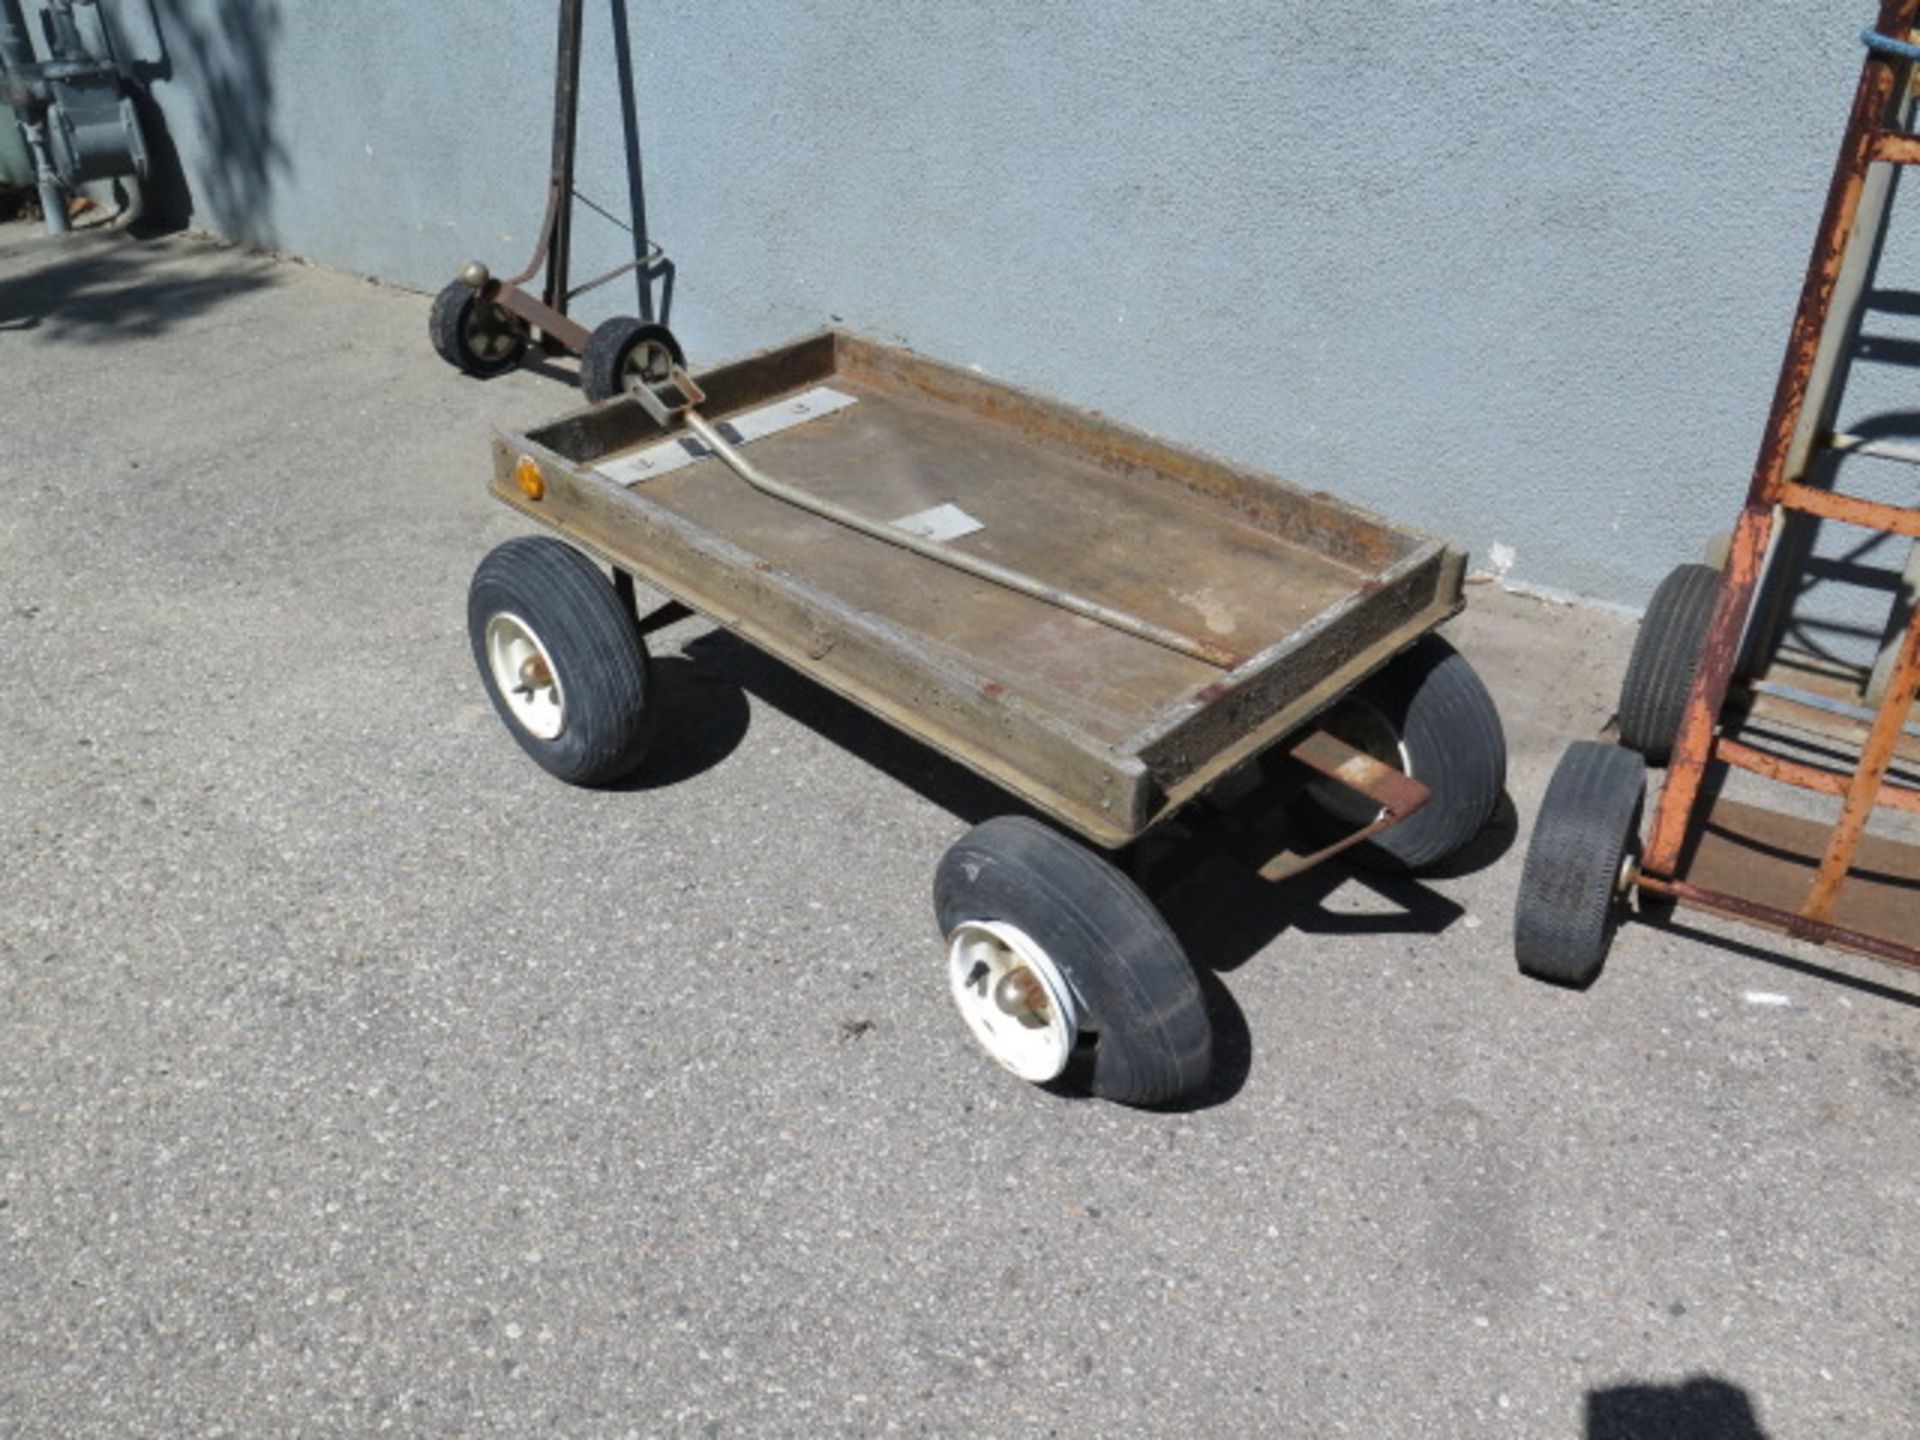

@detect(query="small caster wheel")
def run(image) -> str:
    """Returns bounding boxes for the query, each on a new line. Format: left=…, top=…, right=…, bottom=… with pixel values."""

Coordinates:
left=1617, top=563, right=1721, bottom=764
left=1290, top=635, right=1507, bottom=872
left=467, top=536, right=660, bottom=785
left=580, top=317, right=686, bottom=404
left=429, top=276, right=529, bottom=378
left=934, top=817, right=1212, bottom=1106
left=1514, top=741, right=1648, bottom=988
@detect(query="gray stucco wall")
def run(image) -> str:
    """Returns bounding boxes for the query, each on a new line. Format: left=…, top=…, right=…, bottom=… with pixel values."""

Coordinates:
left=95, top=2, right=1920, bottom=618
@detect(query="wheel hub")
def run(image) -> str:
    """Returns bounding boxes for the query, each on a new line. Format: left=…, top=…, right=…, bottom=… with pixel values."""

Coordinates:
left=946, top=919, right=1079, bottom=1082
left=622, top=339, right=678, bottom=391
left=992, top=968, right=1049, bottom=1019
left=1616, top=851, right=1641, bottom=897
left=517, top=654, right=554, bottom=694
left=484, top=612, right=567, bottom=740
left=463, top=301, right=522, bottom=363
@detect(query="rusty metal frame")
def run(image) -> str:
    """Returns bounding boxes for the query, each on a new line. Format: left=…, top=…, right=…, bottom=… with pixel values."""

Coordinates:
left=1131, top=727, right=1436, bottom=892
left=1253, top=730, right=1431, bottom=882
left=463, top=0, right=667, bottom=361
left=1642, top=0, right=1920, bottom=973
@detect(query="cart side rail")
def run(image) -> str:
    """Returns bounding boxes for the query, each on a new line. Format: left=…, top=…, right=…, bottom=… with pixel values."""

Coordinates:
left=1128, top=542, right=1464, bottom=808
left=526, top=329, right=1437, bottom=579
left=491, top=435, right=1155, bottom=845
left=833, top=332, right=1420, bottom=575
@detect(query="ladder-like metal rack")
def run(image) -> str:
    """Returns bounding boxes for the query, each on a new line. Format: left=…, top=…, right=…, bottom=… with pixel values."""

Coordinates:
left=1518, top=3, right=1920, bottom=984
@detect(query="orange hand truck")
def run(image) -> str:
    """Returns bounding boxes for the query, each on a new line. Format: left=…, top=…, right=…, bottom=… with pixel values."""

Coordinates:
left=1516, top=1, right=1920, bottom=986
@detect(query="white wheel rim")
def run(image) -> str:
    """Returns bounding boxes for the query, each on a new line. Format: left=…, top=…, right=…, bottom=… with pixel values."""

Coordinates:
left=621, top=338, right=677, bottom=393
left=485, top=612, right=566, bottom=740
left=946, top=919, right=1079, bottom=1083
left=1305, top=698, right=1413, bottom=828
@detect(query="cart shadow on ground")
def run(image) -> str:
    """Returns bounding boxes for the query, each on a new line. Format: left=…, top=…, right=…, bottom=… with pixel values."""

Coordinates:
left=1154, top=790, right=1518, bottom=972
left=607, top=653, right=756, bottom=791
left=662, top=629, right=1521, bottom=1108
left=1636, top=905, right=1920, bottom=1011
left=1584, top=1373, right=1769, bottom=1439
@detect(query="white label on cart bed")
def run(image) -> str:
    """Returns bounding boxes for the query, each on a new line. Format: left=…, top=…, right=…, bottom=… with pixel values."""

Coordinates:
left=596, top=386, right=859, bottom=485
left=891, top=502, right=983, bottom=541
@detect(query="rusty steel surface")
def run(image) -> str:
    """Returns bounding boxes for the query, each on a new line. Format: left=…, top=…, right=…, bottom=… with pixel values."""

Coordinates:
left=1646, top=878, right=1920, bottom=972
left=1288, top=728, right=1430, bottom=819
left=1648, top=0, right=1920, bottom=884
left=1777, top=479, right=1920, bottom=538
left=1256, top=811, right=1400, bottom=885
left=1251, top=729, right=1433, bottom=882
left=676, top=406, right=1248, bottom=669
left=503, top=0, right=586, bottom=302
left=1712, top=736, right=1920, bottom=814
left=489, top=282, right=591, bottom=357
left=1804, top=600, right=1920, bottom=920
left=1645, top=791, right=1920, bottom=969
left=490, top=330, right=1464, bottom=846
left=1647, top=506, right=1774, bottom=875
left=1868, top=128, right=1920, bottom=164
left=1739, top=662, right=1920, bottom=773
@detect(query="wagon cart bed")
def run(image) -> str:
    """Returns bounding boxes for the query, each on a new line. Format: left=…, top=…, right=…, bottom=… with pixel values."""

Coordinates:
left=468, top=329, right=1503, bottom=1104
left=488, top=330, right=1467, bottom=846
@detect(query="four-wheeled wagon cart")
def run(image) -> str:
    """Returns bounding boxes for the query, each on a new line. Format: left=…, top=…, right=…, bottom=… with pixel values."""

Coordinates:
left=467, top=329, right=1506, bottom=1105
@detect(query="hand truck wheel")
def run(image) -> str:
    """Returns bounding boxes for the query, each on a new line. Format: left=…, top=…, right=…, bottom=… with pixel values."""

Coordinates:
left=1514, top=742, right=1647, bottom=988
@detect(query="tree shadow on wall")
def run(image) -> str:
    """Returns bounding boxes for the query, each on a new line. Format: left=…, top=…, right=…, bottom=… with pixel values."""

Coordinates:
left=118, top=0, right=288, bottom=241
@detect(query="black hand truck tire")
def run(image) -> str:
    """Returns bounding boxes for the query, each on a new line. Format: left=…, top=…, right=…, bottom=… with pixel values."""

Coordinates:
left=429, top=278, right=529, bottom=378
left=581, top=317, right=686, bottom=404
left=1617, top=563, right=1722, bottom=765
left=1514, top=741, right=1647, bottom=988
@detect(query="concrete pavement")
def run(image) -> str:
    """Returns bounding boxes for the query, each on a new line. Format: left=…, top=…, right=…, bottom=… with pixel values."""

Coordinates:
left=1, top=220, right=1915, bottom=1437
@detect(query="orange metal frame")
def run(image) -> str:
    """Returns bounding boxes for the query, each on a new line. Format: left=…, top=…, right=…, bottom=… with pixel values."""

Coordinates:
left=1641, top=0, right=1920, bottom=971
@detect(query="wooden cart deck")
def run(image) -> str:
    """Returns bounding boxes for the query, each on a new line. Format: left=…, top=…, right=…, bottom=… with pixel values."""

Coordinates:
left=492, top=331, right=1465, bottom=845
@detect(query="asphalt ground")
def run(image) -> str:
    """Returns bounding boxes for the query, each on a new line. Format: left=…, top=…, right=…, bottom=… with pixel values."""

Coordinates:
left=2, top=220, right=1916, bottom=1437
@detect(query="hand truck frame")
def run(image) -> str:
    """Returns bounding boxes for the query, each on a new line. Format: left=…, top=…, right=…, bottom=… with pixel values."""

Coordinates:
left=426, top=0, right=677, bottom=403
left=1518, top=2, right=1920, bottom=985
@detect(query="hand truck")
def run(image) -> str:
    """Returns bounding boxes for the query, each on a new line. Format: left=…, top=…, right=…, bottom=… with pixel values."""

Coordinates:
left=426, top=0, right=685, bottom=405
left=1516, top=1, right=1920, bottom=986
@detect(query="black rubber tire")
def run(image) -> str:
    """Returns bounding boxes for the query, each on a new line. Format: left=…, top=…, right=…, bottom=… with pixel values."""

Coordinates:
left=933, top=817, right=1212, bottom=1106
left=1513, top=741, right=1647, bottom=988
left=467, top=537, right=660, bottom=786
left=429, top=278, right=528, bottom=377
left=1293, top=635, right=1508, bottom=873
left=1617, top=563, right=1721, bottom=765
left=580, top=317, right=686, bottom=404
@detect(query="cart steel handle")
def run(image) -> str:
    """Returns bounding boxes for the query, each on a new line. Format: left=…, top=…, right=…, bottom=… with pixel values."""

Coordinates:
left=674, top=406, right=1245, bottom=670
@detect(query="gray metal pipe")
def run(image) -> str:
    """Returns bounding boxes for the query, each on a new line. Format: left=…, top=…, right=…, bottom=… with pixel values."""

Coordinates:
left=0, top=0, right=39, bottom=77
left=678, top=409, right=1241, bottom=670
left=65, top=1, right=116, bottom=69
left=27, top=119, right=69, bottom=231
left=42, top=1, right=85, bottom=64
